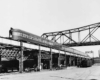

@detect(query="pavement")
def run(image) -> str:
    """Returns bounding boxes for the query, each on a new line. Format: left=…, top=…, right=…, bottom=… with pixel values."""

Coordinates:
left=0, top=64, right=100, bottom=80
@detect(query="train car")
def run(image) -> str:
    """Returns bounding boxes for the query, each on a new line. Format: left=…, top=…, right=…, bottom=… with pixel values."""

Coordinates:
left=80, top=59, right=92, bottom=67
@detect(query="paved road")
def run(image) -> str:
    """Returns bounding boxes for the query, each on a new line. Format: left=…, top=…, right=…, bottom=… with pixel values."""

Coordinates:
left=0, top=64, right=100, bottom=80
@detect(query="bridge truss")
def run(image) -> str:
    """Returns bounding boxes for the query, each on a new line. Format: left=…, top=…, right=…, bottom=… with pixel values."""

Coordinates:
left=42, top=22, right=100, bottom=47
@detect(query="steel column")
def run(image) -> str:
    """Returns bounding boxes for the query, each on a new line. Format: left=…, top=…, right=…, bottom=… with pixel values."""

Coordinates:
left=0, top=49, right=1, bottom=73
left=38, top=45, right=41, bottom=71
left=58, top=51, right=60, bottom=67
left=64, top=52, right=67, bottom=66
left=69, top=56, right=71, bottom=66
left=50, top=48, right=52, bottom=70
left=19, top=41, right=23, bottom=73
left=0, top=49, right=1, bottom=64
left=89, top=27, right=91, bottom=42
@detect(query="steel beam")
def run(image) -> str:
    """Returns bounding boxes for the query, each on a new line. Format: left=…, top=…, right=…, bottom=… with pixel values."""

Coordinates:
left=42, top=22, right=100, bottom=47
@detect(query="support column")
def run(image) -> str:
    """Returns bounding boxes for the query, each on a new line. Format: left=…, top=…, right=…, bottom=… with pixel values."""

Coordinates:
left=19, top=41, right=23, bottom=73
left=0, top=54, right=1, bottom=64
left=80, top=58, right=82, bottom=67
left=71, top=56, right=73, bottom=66
left=74, top=57, right=76, bottom=66
left=69, top=56, right=71, bottom=66
left=50, top=48, right=52, bottom=70
left=64, top=52, right=67, bottom=67
left=0, top=49, right=1, bottom=63
left=73, top=57, right=75, bottom=66
left=77, top=57, right=80, bottom=67
left=38, top=45, right=41, bottom=71
left=76, top=57, right=78, bottom=66
left=0, top=49, right=1, bottom=73
left=58, top=51, right=60, bottom=67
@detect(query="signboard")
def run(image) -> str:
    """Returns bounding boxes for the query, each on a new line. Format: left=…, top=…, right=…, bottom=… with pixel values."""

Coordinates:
left=9, top=28, right=88, bottom=57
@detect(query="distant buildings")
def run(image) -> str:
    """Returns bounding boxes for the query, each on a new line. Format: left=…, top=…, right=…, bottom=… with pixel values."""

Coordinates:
left=85, top=50, right=100, bottom=63
left=99, top=50, right=100, bottom=58
left=93, top=50, right=100, bottom=63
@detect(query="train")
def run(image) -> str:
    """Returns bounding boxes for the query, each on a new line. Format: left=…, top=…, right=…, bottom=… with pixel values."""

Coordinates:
left=77, top=59, right=93, bottom=67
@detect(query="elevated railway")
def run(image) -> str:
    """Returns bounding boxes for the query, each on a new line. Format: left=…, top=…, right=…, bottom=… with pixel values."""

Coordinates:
left=0, top=27, right=92, bottom=73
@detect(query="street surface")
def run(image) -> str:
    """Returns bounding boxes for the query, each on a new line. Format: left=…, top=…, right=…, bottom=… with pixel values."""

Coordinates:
left=0, top=64, right=100, bottom=80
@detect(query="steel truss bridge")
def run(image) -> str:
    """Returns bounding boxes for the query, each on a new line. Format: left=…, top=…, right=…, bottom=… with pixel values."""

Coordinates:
left=42, top=22, right=100, bottom=47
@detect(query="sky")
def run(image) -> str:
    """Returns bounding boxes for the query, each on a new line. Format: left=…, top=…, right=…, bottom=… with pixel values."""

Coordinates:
left=0, top=0, right=100, bottom=57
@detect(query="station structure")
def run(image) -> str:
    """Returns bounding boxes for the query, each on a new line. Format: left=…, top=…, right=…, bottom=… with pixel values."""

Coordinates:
left=0, top=26, right=92, bottom=73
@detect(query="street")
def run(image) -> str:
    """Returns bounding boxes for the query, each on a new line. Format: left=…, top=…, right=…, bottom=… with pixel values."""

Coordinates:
left=0, top=64, right=100, bottom=80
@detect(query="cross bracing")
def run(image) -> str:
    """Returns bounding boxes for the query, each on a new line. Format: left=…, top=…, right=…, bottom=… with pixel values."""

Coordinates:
left=42, top=22, right=100, bottom=47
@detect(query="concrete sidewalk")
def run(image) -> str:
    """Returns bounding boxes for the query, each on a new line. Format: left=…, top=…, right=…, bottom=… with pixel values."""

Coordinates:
left=1, top=65, right=100, bottom=80
left=0, top=66, right=76, bottom=76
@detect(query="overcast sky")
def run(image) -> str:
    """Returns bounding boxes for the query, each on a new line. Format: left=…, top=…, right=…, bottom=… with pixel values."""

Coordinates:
left=0, top=0, right=100, bottom=57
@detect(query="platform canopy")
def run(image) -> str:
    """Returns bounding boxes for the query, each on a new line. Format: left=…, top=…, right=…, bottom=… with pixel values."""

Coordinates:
left=9, top=28, right=89, bottom=58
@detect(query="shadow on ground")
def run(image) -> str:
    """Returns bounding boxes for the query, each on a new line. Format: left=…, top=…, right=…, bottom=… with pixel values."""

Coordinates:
left=50, top=76, right=98, bottom=80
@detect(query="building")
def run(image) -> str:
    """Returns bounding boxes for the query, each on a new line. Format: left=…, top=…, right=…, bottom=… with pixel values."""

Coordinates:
left=93, top=50, right=100, bottom=63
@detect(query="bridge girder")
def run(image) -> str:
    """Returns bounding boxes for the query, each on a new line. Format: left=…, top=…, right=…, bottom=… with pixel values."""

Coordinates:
left=42, top=22, right=100, bottom=47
